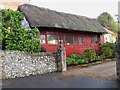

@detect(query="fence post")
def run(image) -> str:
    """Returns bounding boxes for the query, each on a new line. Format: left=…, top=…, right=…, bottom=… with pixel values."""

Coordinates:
left=56, top=41, right=67, bottom=72
left=116, top=31, right=120, bottom=79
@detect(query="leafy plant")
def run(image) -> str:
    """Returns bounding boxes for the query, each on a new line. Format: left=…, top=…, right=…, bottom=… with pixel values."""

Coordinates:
left=95, top=56, right=103, bottom=61
left=84, top=48, right=96, bottom=62
left=78, top=55, right=87, bottom=59
left=78, top=59, right=89, bottom=64
left=73, top=60, right=79, bottom=65
left=66, top=58, right=73, bottom=65
left=70, top=54, right=78, bottom=59
left=1, top=9, right=41, bottom=53
left=66, top=54, right=89, bottom=65
left=99, top=42, right=115, bottom=58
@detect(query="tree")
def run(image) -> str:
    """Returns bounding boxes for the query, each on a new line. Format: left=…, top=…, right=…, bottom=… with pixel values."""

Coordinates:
left=97, top=12, right=118, bottom=31
left=1, top=9, right=41, bottom=53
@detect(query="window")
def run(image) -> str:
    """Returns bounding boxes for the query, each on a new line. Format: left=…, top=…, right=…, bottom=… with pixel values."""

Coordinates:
left=40, top=35, right=46, bottom=44
left=65, top=36, right=73, bottom=45
left=96, top=35, right=100, bottom=43
left=47, top=34, right=58, bottom=44
left=79, top=37, right=83, bottom=44
left=91, top=37, right=95, bottom=43
left=91, top=36, right=97, bottom=43
left=91, top=36, right=100, bottom=44
left=59, top=36, right=64, bottom=44
left=73, top=37, right=78, bottom=44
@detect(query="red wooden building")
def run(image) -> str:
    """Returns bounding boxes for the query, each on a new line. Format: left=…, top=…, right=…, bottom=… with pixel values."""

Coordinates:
left=18, top=4, right=107, bottom=57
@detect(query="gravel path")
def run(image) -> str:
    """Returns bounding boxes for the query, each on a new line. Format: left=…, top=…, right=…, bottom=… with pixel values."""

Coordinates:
left=62, top=61, right=117, bottom=80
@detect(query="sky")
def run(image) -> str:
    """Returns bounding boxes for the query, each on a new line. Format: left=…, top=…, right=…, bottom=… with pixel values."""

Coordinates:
left=29, top=0, right=120, bottom=21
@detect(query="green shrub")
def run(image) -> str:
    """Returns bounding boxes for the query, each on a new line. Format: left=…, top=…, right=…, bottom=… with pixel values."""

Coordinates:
left=84, top=48, right=96, bottom=62
left=70, top=54, right=78, bottom=59
left=95, top=56, right=103, bottom=61
left=78, top=59, right=89, bottom=64
left=99, top=42, right=115, bottom=58
left=107, top=43, right=116, bottom=57
left=40, top=46, right=46, bottom=52
left=66, top=58, right=73, bottom=65
left=1, top=9, right=41, bottom=53
left=78, top=55, right=87, bottom=59
left=66, top=54, right=89, bottom=65
left=73, top=60, right=79, bottom=65
left=69, top=54, right=80, bottom=65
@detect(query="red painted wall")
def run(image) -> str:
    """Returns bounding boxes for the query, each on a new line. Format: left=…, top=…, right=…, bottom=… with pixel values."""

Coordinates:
left=39, top=27, right=104, bottom=57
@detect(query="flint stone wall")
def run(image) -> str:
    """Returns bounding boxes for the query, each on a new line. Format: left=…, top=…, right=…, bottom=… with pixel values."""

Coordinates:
left=1, top=50, right=58, bottom=79
left=116, top=31, right=120, bottom=79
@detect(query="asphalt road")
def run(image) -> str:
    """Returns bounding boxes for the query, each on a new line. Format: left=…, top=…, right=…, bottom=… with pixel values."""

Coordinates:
left=2, top=61, right=120, bottom=88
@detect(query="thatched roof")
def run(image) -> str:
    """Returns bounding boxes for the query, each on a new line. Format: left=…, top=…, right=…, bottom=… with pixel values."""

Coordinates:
left=18, top=4, right=106, bottom=33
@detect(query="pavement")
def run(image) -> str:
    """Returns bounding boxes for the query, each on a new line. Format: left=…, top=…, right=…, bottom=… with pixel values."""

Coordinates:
left=1, top=61, right=120, bottom=88
left=63, top=60, right=117, bottom=80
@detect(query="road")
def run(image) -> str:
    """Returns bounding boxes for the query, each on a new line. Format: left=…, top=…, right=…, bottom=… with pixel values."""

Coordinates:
left=63, top=61, right=117, bottom=80
left=2, top=61, right=120, bottom=88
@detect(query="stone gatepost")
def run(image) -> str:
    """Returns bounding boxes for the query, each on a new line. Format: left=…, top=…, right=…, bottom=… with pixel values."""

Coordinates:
left=56, top=41, right=67, bottom=72
left=116, top=31, right=120, bottom=79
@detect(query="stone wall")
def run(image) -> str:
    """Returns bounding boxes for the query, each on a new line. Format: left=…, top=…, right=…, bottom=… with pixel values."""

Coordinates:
left=116, top=31, right=120, bottom=79
left=0, top=48, right=66, bottom=79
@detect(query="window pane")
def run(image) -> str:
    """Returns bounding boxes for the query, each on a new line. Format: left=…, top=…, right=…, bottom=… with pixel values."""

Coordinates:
left=65, top=36, right=73, bottom=45
left=59, top=36, right=64, bottom=44
left=47, top=34, right=58, bottom=44
left=79, top=37, right=83, bottom=44
left=96, top=36, right=100, bottom=43
left=91, top=37, right=95, bottom=43
left=40, top=35, right=46, bottom=44
left=73, top=37, right=78, bottom=44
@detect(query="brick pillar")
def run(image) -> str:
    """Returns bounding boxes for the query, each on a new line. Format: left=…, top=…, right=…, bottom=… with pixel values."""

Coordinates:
left=116, top=31, right=120, bottom=79
left=56, top=41, right=67, bottom=72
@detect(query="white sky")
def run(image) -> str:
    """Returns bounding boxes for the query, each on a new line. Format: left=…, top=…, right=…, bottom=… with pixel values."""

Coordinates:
left=30, top=0, right=119, bottom=21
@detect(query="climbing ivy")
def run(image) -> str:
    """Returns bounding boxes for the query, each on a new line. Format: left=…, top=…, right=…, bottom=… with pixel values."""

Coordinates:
left=1, top=9, right=41, bottom=53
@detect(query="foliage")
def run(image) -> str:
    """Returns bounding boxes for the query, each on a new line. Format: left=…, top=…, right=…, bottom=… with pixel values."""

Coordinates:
left=84, top=48, right=96, bottom=62
left=97, top=12, right=118, bottom=31
left=77, top=59, right=89, bottom=64
left=1, top=9, right=41, bottom=53
left=78, top=55, right=87, bottom=59
left=95, top=56, right=103, bottom=61
left=66, top=52, right=107, bottom=65
left=77, top=55, right=89, bottom=64
left=70, top=54, right=79, bottom=60
left=99, top=42, right=115, bottom=58
left=66, top=54, right=89, bottom=65
left=73, top=59, right=79, bottom=65
left=66, top=58, right=73, bottom=65
left=66, top=45, right=115, bottom=66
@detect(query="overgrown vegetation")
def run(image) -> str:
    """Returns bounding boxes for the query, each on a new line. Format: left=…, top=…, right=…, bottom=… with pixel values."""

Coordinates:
left=84, top=48, right=96, bottom=62
left=66, top=44, right=115, bottom=66
left=99, top=42, right=115, bottom=58
left=66, top=54, right=88, bottom=65
left=0, top=9, right=43, bottom=53
left=66, top=48, right=97, bottom=66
